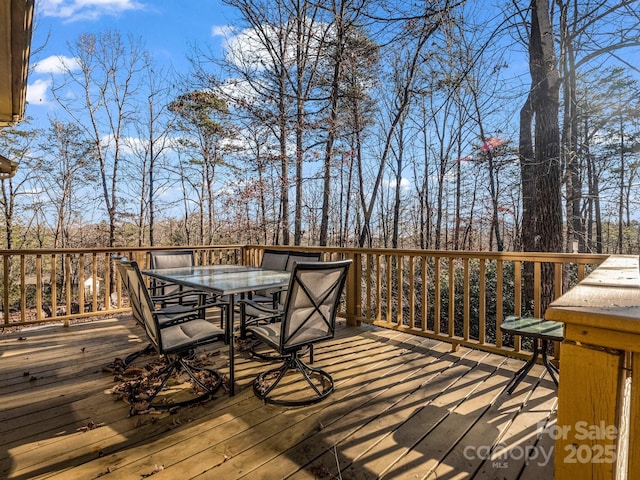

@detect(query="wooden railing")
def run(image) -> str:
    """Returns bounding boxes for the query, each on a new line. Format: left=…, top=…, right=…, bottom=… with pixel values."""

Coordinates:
left=0, top=246, right=242, bottom=327
left=245, top=246, right=607, bottom=359
left=546, top=255, right=640, bottom=479
left=2, top=245, right=607, bottom=362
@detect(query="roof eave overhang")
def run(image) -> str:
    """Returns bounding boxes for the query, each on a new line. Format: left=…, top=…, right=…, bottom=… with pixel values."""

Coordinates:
left=0, top=0, right=35, bottom=127
left=0, top=152, right=19, bottom=179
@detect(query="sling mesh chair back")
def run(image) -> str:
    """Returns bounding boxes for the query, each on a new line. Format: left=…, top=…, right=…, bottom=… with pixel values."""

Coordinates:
left=249, top=250, right=322, bottom=308
left=148, top=250, right=202, bottom=305
left=250, top=249, right=290, bottom=306
left=110, top=255, right=156, bottom=368
left=283, top=251, right=322, bottom=271
left=247, top=259, right=351, bottom=406
left=259, top=249, right=290, bottom=271
left=118, top=259, right=226, bottom=408
left=243, top=250, right=322, bottom=359
left=149, top=249, right=228, bottom=329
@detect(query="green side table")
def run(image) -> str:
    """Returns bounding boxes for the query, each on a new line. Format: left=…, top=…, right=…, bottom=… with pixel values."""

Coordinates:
left=500, top=316, right=564, bottom=394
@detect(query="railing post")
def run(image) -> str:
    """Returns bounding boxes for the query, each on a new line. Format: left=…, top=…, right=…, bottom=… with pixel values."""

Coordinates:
left=554, top=337, right=623, bottom=478
left=345, top=252, right=361, bottom=326
left=546, top=255, right=640, bottom=479
left=2, top=254, right=9, bottom=326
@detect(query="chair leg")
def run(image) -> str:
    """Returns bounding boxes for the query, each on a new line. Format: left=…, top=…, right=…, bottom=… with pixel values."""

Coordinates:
left=123, top=343, right=156, bottom=367
left=249, top=340, right=310, bottom=361
left=253, top=351, right=333, bottom=406
left=505, top=339, right=540, bottom=395
left=104, top=343, right=156, bottom=373
left=128, top=352, right=223, bottom=410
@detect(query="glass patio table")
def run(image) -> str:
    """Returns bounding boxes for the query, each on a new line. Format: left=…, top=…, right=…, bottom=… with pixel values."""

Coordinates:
left=142, top=264, right=291, bottom=396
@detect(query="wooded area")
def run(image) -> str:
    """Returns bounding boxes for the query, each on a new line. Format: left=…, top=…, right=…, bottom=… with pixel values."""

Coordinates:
left=1, top=0, right=639, bottom=254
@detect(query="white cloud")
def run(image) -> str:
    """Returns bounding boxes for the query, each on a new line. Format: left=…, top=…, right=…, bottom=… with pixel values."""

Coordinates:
left=223, top=20, right=333, bottom=76
left=225, top=27, right=273, bottom=71
left=26, top=79, right=53, bottom=106
left=386, top=177, right=411, bottom=190
left=211, top=25, right=235, bottom=38
left=41, top=0, right=145, bottom=22
left=34, top=55, right=80, bottom=74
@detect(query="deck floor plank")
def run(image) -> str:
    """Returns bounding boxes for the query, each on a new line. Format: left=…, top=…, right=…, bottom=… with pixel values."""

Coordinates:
left=474, top=368, right=558, bottom=479
left=282, top=341, right=470, bottom=480
left=0, top=316, right=557, bottom=480
left=338, top=350, right=499, bottom=480
left=40, top=323, right=404, bottom=480
left=134, top=329, right=425, bottom=479
left=221, top=337, right=447, bottom=479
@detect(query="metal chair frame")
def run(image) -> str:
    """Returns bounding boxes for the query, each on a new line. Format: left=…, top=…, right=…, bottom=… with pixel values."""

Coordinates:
left=117, top=259, right=227, bottom=409
left=248, top=260, right=351, bottom=406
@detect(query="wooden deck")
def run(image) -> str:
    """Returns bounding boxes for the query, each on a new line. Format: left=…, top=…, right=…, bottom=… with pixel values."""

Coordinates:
left=1, top=315, right=558, bottom=479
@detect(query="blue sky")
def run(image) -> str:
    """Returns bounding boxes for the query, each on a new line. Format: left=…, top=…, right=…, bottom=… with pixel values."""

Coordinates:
left=27, top=0, right=235, bottom=115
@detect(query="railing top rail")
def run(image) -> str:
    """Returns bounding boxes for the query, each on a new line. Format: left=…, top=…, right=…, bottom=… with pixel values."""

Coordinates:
left=0, top=244, right=609, bottom=265
left=245, top=245, right=608, bottom=264
left=0, top=245, right=242, bottom=256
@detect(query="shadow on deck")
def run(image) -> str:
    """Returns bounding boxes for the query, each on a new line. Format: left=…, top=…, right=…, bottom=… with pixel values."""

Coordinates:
left=0, top=315, right=557, bottom=479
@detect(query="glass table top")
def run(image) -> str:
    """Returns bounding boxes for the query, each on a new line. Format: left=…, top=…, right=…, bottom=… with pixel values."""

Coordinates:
left=142, top=264, right=291, bottom=295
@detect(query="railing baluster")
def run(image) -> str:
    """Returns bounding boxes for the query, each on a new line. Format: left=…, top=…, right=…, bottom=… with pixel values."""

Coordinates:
left=463, top=257, right=470, bottom=342
left=534, top=261, right=541, bottom=318
left=36, top=255, right=42, bottom=322
left=397, top=254, right=403, bottom=327
left=92, top=253, right=98, bottom=311
left=65, top=254, right=71, bottom=327
left=104, top=252, right=111, bottom=313
left=496, top=259, right=504, bottom=348
left=51, top=253, right=57, bottom=319
left=434, top=257, right=441, bottom=336
left=79, top=254, right=85, bottom=313
left=376, top=254, right=382, bottom=322
left=479, top=258, right=486, bottom=345
left=448, top=258, right=455, bottom=339
left=20, top=255, right=26, bottom=323
left=365, top=253, right=372, bottom=322
left=386, top=254, right=392, bottom=325
left=421, top=256, right=427, bottom=333
left=409, top=255, right=415, bottom=329
left=513, top=260, right=522, bottom=352
left=3, top=254, right=9, bottom=326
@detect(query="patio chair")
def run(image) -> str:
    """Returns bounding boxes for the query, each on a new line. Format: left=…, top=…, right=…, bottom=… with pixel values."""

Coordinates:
left=248, top=249, right=289, bottom=306
left=117, top=258, right=227, bottom=408
left=242, top=251, right=322, bottom=357
left=251, top=250, right=322, bottom=306
left=110, top=255, right=156, bottom=368
left=149, top=249, right=229, bottom=330
left=148, top=250, right=207, bottom=307
left=259, top=249, right=290, bottom=270
left=247, top=259, right=351, bottom=406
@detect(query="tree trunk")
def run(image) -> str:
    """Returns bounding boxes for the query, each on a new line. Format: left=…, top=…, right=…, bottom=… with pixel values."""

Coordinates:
left=529, top=0, right=563, bottom=311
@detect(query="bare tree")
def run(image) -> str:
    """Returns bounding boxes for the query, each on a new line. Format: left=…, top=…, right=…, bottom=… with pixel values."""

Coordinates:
left=169, top=91, right=235, bottom=245
left=125, top=62, right=176, bottom=246
left=50, top=30, right=147, bottom=248
left=220, top=0, right=300, bottom=245
left=358, top=3, right=454, bottom=247
left=37, top=120, right=94, bottom=248
left=556, top=0, right=640, bottom=253
left=0, top=122, right=40, bottom=250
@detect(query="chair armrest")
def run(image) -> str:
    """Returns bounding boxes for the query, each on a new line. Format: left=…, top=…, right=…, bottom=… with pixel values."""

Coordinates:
left=151, top=289, right=219, bottom=311
left=158, top=299, right=229, bottom=327
left=239, top=299, right=283, bottom=325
